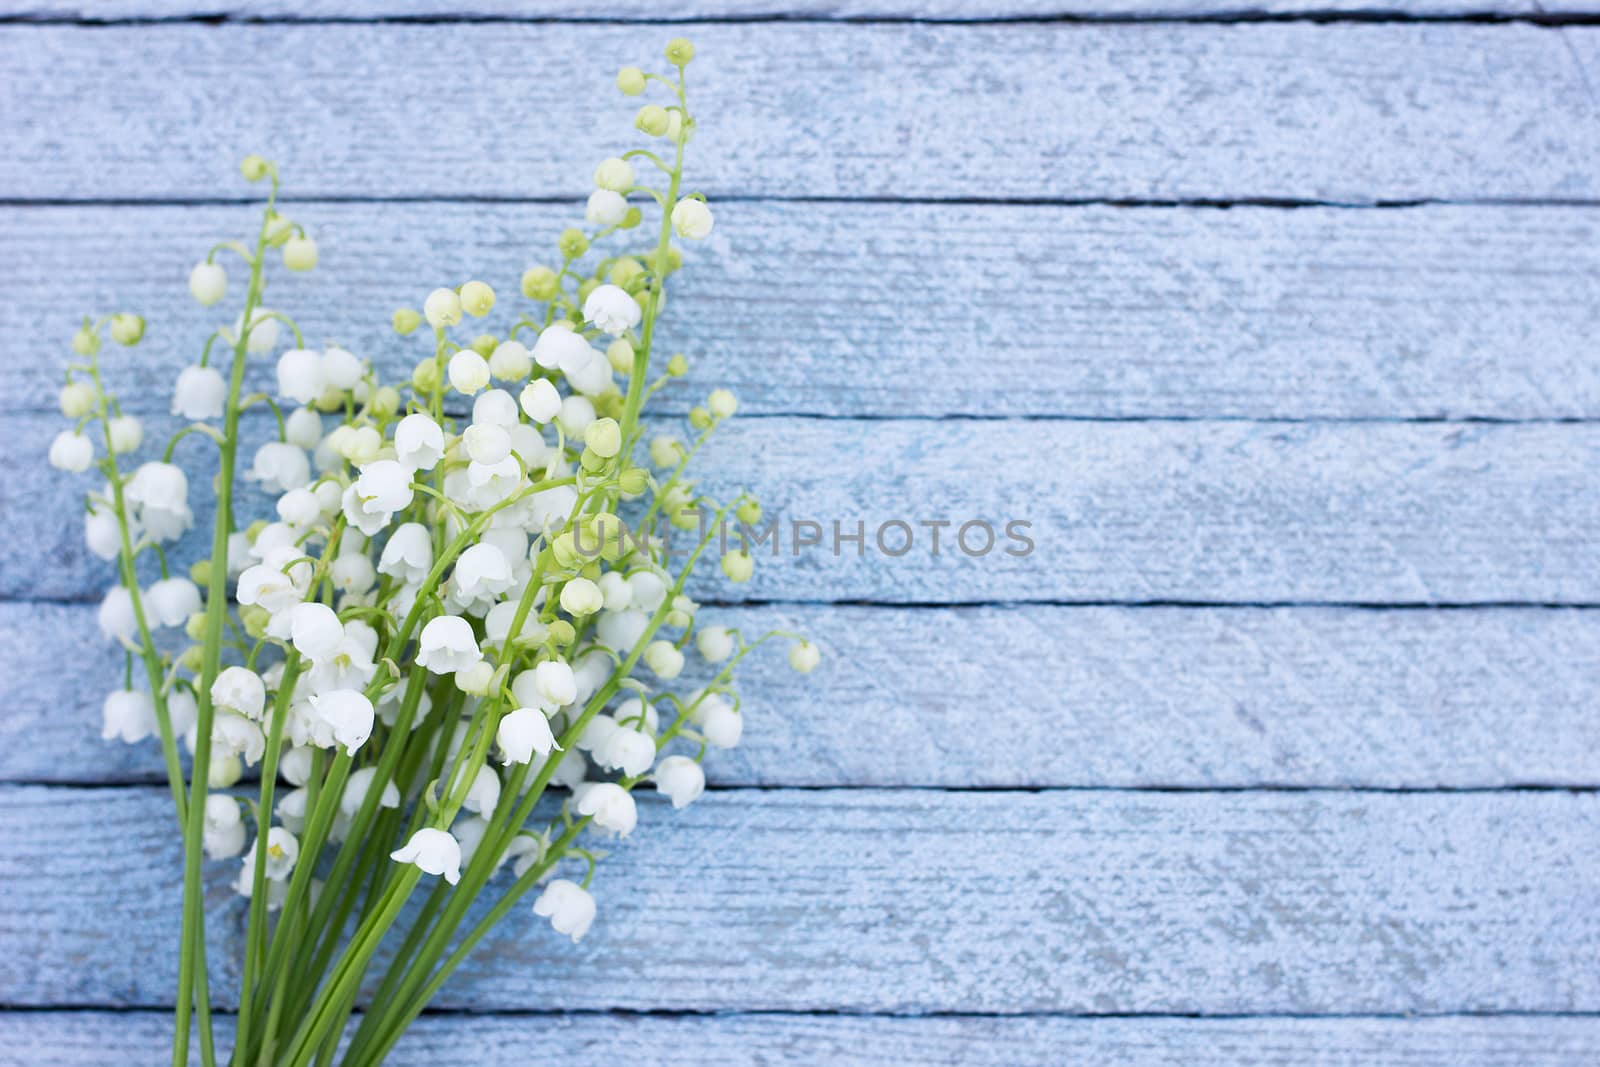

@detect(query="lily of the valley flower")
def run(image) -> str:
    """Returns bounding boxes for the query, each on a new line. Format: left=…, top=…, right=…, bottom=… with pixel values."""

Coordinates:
left=416, top=615, right=481, bottom=675
left=497, top=707, right=560, bottom=765
left=573, top=781, right=638, bottom=837
left=533, top=879, right=596, bottom=942
left=391, top=828, right=462, bottom=885
left=653, top=755, right=706, bottom=809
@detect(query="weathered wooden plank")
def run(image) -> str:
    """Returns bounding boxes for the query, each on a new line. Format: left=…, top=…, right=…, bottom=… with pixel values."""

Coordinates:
left=3, top=785, right=1597, bottom=1012
left=3, top=24, right=1597, bottom=202
left=11, top=414, right=1600, bottom=604
left=9, top=0, right=1600, bottom=20
left=10, top=202, right=1600, bottom=420
left=6, top=1010, right=1600, bottom=1067
left=11, top=600, right=1600, bottom=789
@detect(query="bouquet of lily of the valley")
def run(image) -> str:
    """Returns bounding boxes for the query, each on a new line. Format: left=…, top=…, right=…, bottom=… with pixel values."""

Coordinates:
left=48, top=40, right=817, bottom=1067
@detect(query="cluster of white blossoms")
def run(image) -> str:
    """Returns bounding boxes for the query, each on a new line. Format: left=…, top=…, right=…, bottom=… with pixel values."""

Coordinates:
left=50, top=40, right=821, bottom=1067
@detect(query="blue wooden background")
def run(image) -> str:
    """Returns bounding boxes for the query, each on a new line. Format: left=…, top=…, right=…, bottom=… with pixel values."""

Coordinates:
left=2, top=2, right=1600, bottom=1064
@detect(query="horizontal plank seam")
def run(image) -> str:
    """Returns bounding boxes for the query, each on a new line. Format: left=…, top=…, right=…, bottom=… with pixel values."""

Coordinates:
left=11, top=194, right=1600, bottom=210
left=9, top=781, right=1600, bottom=794
left=3, top=1003, right=1600, bottom=1022
left=6, top=13, right=1600, bottom=29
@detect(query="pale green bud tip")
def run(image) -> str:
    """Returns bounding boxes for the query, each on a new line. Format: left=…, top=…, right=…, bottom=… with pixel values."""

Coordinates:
left=666, top=354, right=688, bottom=377
left=559, top=577, right=605, bottom=617
left=605, top=337, right=635, bottom=374
left=547, top=620, right=576, bottom=646
left=522, top=266, right=559, bottom=301
left=455, top=661, right=496, bottom=695
left=736, top=499, right=762, bottom=524
left=370, top=386, right=402, bottom=418
left=721, top=550, right=754, bottom=583
left=412, top=357, right=441, bottom=392
left=282, top=236, right=318, bottom=271
left=665, top=38, right=695, bottom=66
left=240, top=155, right=270, bottom=182
left=392, top=308, right=422, bottom=335
left=210, top=754, right=243, bottom=789
left=708, top=388, right=737, bottom=419
left=109, top=314, right=145, bottom=346
left=617, top=467, right=649, bottom=495
left=788, top=640, right=821, bottom=674
left=636, top=105, right=671, bottom=138
left=689, top=406, right=712, bottom=430
left=188, top=560, right=211, bottom=587
left=470, top=333, right=498, bottom=358
left=621, top=207, right=644, bottom=230
left=423, top=287, right=462, bottom=329
left=617, top=66, right=647, bottom=95
left=585, top=417, right=623, bottom=459
left=460, top=280, right=496, bottom=318
left=70, top=327, right=99, bottom=356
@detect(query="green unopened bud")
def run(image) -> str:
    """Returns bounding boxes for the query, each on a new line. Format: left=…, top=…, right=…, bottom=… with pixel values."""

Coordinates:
left=240, top=154, right=270, bottom=181
left=179, top=645, right=205, bottom=672
left=188, top=559, right=212, bottom=587
left=59, top=382, right=95, bottom=418
left=580, top=447, right=609, bottom=473
left=245, top=520, right=269, bottom=543
left=585, top=417, right=622, bottom=458
left=688, top=406, right=711, bottom=430
left=313, top=386, right=346, bottom=413
left=577, top=278, right=599, bottom=306
left=109, top=314, right=145, bottom=346
left=663, top=246, right=684, bottom=274
left=70, top=328, right=99, bottom=356
left=665, top=38, right=695, bottom=66
left=521, top=266, right=559, bottom=301
left=460, top=280, right=495, bottom=317
left=595, top=391, right=626, bottom=421
left=392, top=308, right=422, bottom=335
left=736, top=499, right=762, bottom=525
left=264, top=212, right=294, bottom=247
left=617, top=466, right=648, bottom=496
left=708, top=388, right=737, bottom=419
left=370, top=385, right=401, bottom=418
left=721, top=549, right=754, bottom=583
left=620, top=207, right=644, bottom=230
left=617, top=65, right=647, bottom=95
left=470, top=333, right=498, bottom=358
left=559, top=228, right=589, bottom=260
left=412, top=357, right=441, bottom=393
left=547, top=619, right=577, bottom=647
left=666, top=353, right=688, bottom=377
left=608, top=257, right=645, bottom=290
left=455, top=661, right=496, bottom=695
left=636, top=105, right=670, bottom=137
left=241, top=605, right=272, bottom=640
left=605, top=337, right=634, bottom=374
left=551, top=531, right=581, bottom=569
left=282, top=236, right=319, bottom=271
left=184, top=611, right=207, bottom=642
left=649, top=436, right=683, bottom=468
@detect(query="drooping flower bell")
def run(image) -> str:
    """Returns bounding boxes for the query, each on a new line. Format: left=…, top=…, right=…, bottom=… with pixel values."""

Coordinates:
left=390, top=827, right=463, bottom=885
left=533, top=878, right=596, bottom=942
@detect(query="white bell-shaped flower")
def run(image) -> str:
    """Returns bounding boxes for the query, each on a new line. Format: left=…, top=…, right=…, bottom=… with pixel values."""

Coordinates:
left=448, top=351, right=490, bottom=395
left=85, top=508, right=122, bottom=561
left=519, top=379, right=561, bottom=424
left=211, top=666, right=266, bottom=721
left=189, top=261, right=226, bottom=306
left=416, top=615, right=481, bottom=675
left=102, top=688, right=155, bottom=743
left=249, top=441, right=312, bottom=494
left=276, top=349, right=325, bottom=405
left=308, top=689, right=376, bottom=755
left=203, top=795, right=247, bottom=859
left=378, top=522, right=433, bottom=584
left=460, top=764, right=501, bottom=815
left=97, top=585, right=137, bottom=644
left=390, top=827, right=462, bottom=884
left=211, top=710, right=266, bottom=764
left=340, top=766, right=401, bottom=817
left=573, top=781, right=637, bottom=837
left=287, top=602, right=345, bottom=662
left=497, top=707, right=560, bottom=765
left=585, top=189, right=628, bottom=227
left=531, top=323, right=591, bottom=371
left=48, top=430, right=93, bottom=472
left=653, top=755, right=706, bottom=809
left=700, top=698, right=743, bottom=749
left=594, top=724, right=655, bottom=778
left=394, top=413, right=445, bottom=472
left=583, top=284, right=641, bottom=337
left=146, top=577, right=201, bottom=628
left=124, top=462, right=193, bottom=542
left=696, top=625, right=735, bottom=663
left=320, top=347, right=363, bottom=390
left=172, top=365, right=226, bottom=421
left=533, top=879, right=596, bottom=942
left=671, top=198, right=714, bottom=240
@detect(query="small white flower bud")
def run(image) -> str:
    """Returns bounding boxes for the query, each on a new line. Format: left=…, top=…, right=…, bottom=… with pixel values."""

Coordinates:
left=59, top=382, right=96, bottom=419
left=586, top=189, right=628, bottom=227
left=653, top=755, right=706, bottom=809
left=696, top=625, right=735, bottom=663
left=448, top=350, right=490, bottom=395
left=583, top=284, right=642, bottom=338
left=212, top=666, right=266, bottom=721
left=643, top=639, right=684, bottom=679
left=700, top=699, right=743, bottom=749
left=320, top=347, right=363, bottom=391
left=533, top=878, right=595, bottom=942
left=282, top=236, right=318, bottom=271
left=394, top=412, right=445, bottom=472
left=594, top=157, right=635, bottom=192
left=147, top=577, right=202, bottom=628
left=671, top=198, right=713, bottom=240
left=172, top=365, right=227, bottom=421
left=574, top=781, right=637, bottom=836
left=276, top=349, right=325, bottom=405
left=108, top=415, right=143, bottom=453
left=460, top=280, right=495, bottom=318
left=424, top=288, right=463, bottom=329
left=48, top=430, right=93, bottom=472
left=788, top=640, right=821, bottom=673
left=557, top=395, right=596, bottom=437
left=708, top=388, right=737, bottom=419
left=102, top=688, right=156, bottom=743
left=464, top=423, right=512, bottom=465
left=489, top=340, right=532, bottom=381
left=189, top=261, right=227, bottom=306
left=559, top=577, right=604, bottom=617
left=519, top=379, right=561, bottom=424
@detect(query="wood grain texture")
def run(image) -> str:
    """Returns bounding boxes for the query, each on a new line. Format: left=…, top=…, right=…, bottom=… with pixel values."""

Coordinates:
left=6, top=1010, right=1600, bottom=1067
left=11, top=600, right=1600, bottom=789
left=4, top=785, right=1598, bottom=1013
left=9, top=202, right=1600, bottom=420
left=10, top=0, right=1600, bottom=20
left=11, top=414, right=1600, bottom=604
left=4, top=23, right=1598, bottom=203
